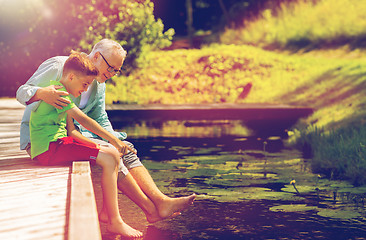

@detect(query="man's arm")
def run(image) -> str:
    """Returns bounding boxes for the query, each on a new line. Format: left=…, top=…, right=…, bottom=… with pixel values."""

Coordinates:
left=26, top=85, right=70, bottom=109
left=16, top=57, right=71, bottom=109
left=76, top=82, right=127, bottom=140
left=66, top=107, right=136, bottom=155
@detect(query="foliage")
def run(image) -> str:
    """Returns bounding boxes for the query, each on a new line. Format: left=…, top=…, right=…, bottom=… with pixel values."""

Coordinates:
left=75, top=0, right=174, bottom=73
left=220, top=0, right=366, bottom=50
left=0, top=0, right=173, bottom=96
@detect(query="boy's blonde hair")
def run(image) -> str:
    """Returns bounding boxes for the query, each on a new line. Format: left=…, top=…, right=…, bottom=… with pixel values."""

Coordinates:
left=64, top=51, right=99, bottom=77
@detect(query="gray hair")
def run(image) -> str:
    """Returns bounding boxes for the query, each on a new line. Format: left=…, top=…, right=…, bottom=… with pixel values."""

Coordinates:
left=90, top=39, right=127, bottom=59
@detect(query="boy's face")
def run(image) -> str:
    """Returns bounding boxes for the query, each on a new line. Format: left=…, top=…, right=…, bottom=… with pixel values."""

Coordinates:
left=94, top=52, right=124, bottom=83
left=68, top=74, right=94, bottom=98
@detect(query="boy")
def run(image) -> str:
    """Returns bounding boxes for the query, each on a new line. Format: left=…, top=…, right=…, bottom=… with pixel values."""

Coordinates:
left=29, top=51, right=143, bottom=238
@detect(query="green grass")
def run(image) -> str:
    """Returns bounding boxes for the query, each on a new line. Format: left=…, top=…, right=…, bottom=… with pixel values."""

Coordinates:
left=220, top=0, right=366, bottom=50
left=292, top=124, right=366, bottom=186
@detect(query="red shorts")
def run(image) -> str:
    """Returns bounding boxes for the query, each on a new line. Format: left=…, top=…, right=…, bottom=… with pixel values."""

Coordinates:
left=34, top=137, right=100, bottom=166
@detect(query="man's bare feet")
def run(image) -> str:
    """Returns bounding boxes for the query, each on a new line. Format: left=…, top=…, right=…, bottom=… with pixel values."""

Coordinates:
left=146, top=210, right=181, bottom=223
left=100, top=205, right=181, bottom=224
left=157, top=194, right=196, bottom=219
left=145, top=209, right=162, bottom=223
left=107, top=218, right=143, bottom=238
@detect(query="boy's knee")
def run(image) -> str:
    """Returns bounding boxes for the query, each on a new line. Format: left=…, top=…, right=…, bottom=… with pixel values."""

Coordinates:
left=110, top=148, right=120, bottom=166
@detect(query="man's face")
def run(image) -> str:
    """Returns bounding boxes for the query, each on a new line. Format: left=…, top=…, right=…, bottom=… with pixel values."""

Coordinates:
left=94, top=52, right=124, bottom=83
left=68, top=74, right=94, bottom=98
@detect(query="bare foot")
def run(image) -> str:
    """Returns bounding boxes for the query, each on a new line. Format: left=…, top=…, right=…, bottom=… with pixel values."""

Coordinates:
left=146, top=211, right=181, bottom=223
left=100, top=203, right=181, bottom=224
left=99, top=210, right=108, bottom=223
left=145, top=209, right=162, bottom=223
left=107, top=219, right=143, bottom=238
left=158, top=194, right=196, bottom=219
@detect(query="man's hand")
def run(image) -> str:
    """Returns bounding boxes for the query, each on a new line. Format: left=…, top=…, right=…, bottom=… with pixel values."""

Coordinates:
left=28, top=85, right=70, bottom=109
left=111, top=139, right=137, bottom=156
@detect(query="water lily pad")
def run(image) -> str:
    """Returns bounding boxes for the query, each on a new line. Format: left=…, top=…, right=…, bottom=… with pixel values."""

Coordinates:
left=186, top=168, right=220, bottom=177
left=193, top=147, right=222, bottom=155
left=234, top=138, right=248, bottom=141
left=329, top=182, right=354, bottom=189
left=220, top=172, right=278, bottom=180
left=239, top=188, right=302, bottom=201
left=192, top=188, right=245, bottom=202
left=143, top=160, right=179, bottom=170
left=204, top=177, right=252, bottom=187
left=317, top=209, right=361, bottom=219
left=182, top=154, right=243, bottom=163
left=270, top=204, right=317, bottom=212
left=337, top=187, right=366, bottom=194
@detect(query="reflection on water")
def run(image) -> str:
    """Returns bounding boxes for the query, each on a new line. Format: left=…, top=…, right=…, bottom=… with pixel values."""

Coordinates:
left=115, top=120, right=253, bottom=138
left=96, top=120, right=366, bottom=239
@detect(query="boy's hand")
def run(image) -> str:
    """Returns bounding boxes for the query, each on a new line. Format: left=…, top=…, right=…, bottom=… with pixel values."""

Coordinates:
left=39, top=85, right=70, bottom=109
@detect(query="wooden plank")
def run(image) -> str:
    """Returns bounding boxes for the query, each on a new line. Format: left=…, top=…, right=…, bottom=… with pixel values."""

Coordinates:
left=0, top=161, right=70, bottom=240
left=68, top=161, right=101, bottom=240
left=0, top=99, right=70, bottom=240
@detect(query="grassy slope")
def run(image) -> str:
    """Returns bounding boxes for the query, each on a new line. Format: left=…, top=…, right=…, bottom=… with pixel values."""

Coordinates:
left=107, top=44, right=366, bottom=132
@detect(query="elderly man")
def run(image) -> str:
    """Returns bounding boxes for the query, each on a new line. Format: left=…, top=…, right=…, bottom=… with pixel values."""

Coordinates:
left=17, top=39, right=196, bottom=224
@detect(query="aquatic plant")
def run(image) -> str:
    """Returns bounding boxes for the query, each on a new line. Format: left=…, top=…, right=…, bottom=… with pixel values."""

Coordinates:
left=290, top=179, right=300, bottom=194
left=293, top=124, right=366, bottom=186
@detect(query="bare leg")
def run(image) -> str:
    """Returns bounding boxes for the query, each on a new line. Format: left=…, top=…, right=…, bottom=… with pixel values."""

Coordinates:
left=128, top=166, right=196, bottom=219
left=100, top=172, right=162, bottom=223
left=97, top=147, right=143, bottom=238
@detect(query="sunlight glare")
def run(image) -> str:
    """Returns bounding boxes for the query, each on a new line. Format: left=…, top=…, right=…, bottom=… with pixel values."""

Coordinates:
left=1, top=0, right=53, bottom=21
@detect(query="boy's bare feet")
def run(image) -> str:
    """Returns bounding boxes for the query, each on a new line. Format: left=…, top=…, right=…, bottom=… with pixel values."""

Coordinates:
left=158, top=194, right=196, bottom=219
left=107, top=218, right=143, bottom=238
left=99, top=210, right=108, bottom=223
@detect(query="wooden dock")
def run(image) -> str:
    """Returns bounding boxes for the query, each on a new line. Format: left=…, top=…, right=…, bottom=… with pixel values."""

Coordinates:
left=106, top=103, right=313, bottom=121
left=0, top=98, right=101, bottom=240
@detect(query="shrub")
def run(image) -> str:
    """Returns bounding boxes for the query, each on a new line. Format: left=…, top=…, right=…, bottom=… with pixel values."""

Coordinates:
left=76, top=0, right=174, bottom=73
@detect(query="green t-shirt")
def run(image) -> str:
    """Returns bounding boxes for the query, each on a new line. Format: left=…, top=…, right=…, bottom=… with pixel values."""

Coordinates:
left=30, top=81, right=76, bottom=159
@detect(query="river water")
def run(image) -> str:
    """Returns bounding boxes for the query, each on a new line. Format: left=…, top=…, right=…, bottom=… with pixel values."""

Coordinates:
left=93, top=120, right=366, bottom=240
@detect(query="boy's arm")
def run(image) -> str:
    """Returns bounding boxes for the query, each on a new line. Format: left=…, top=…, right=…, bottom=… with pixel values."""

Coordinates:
left=66, top=114, right=99, bottom=148
left=66, top=107, right=136, bottom=155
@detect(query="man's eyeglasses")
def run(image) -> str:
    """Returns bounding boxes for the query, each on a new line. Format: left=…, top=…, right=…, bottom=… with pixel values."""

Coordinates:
left=99, top=52, right=122, bottom=76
